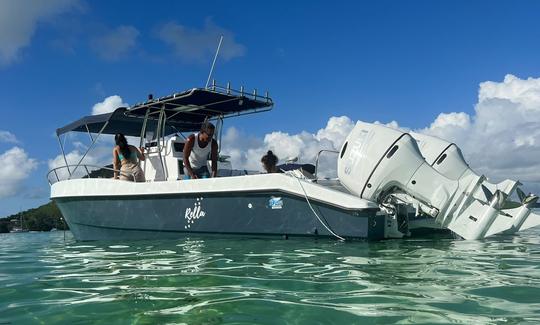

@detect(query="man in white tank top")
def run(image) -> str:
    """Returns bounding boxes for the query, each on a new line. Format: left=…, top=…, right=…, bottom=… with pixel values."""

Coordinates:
left=183, top=122, right=218, bottom=179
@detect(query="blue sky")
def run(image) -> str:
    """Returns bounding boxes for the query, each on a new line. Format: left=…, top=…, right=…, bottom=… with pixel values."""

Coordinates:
left=1, top=1, right=540, bottom=216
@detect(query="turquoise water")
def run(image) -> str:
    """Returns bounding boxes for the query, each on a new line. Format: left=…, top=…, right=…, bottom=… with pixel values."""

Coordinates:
left=1, top=228, right=540, bottom=324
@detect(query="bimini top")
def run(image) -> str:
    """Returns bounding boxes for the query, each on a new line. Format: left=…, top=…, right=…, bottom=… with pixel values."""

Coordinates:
left=56, top=86, right=273, bottom=137
left=56, top=107, right=193, bottom=137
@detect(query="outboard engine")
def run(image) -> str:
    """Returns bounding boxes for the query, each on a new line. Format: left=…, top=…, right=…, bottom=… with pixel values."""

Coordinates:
left=337, top=122, right=455, bottom=218
left=411, top=132, right=540, bottom=234
left=337, top=121, right=531, bottom=240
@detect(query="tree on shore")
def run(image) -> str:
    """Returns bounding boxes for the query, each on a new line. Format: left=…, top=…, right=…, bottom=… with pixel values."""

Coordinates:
left=0, top=201, right=68, bottom=233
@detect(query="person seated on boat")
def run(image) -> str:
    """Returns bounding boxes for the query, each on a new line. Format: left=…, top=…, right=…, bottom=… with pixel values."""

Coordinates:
left=261, top=150, right=280, bottom=173
left=183, top=122, right=218, bottom=179
left=113, top=133, right=146, bottom=182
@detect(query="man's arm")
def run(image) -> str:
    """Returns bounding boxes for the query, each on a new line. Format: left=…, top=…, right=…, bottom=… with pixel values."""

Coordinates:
left=211, top=139, right=218, bottom=178
left=183, top=135, right=197, bottom=179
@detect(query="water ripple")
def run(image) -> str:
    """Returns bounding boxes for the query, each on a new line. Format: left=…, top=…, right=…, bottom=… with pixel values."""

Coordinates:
left=0, top=228, right=540, bottom=324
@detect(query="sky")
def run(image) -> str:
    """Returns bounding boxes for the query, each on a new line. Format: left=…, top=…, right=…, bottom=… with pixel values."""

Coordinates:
left=1, top=0, right=540, bottom=216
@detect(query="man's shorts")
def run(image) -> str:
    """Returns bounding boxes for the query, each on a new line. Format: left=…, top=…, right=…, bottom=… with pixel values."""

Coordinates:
left=184, top=166, right=210, bottom=179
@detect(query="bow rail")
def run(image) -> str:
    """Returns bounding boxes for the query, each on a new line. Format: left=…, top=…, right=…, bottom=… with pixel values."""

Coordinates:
left=47, top=164, right=135, bottom=185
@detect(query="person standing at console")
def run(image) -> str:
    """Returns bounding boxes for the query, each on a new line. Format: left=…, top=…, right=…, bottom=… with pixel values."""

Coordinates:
left=183, top=122, right=218, bottom=179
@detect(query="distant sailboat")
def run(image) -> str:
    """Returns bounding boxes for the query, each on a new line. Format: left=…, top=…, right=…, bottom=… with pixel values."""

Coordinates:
left=10, top=212, right=28, bottom=233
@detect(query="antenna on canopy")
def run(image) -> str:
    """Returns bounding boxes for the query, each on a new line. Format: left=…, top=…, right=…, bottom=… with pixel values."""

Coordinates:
left=205, top=35, right=224, bottom=89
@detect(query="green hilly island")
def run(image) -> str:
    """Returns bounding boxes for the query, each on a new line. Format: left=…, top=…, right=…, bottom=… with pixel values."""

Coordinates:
left=0, top=201, right=68, bottom=233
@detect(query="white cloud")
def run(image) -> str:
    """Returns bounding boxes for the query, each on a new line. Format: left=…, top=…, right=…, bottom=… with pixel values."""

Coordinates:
left=92, top=95, right=128, bottom=115
left=374, top=120, right=408, bottom=132
left=48, top=150, right=96, bottom=171
left=0, top=0, right=80, bottom=66
left=0, top=147, right=38, bottom=198
left=48, top=96, right=132, bottom=182
left=220, top=127, right=263, bottom=171
left=316, top=116, right=355, bottom=146
left=90, top=25, right=139, bottom=61
left=221, top=116, right=354, bottom=177
left=418, top=112, right=471, bottom=144
left=49, top=74, right=540, bottom=196
left=156, top=18, right=246, bottom=62
left=219, top=74, right=540, bottom=191
left=0, top=130, right=19, bottom=144
left=478, top=74, right=540, bottom=110
left=48, top=147, right=110, bottom=182
left=410, top=74, right=540, bottom=184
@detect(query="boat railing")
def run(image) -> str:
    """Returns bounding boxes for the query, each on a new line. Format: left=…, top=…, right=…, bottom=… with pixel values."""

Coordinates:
left=207, top=79, right=272, bottom=104
left=47, top=164, right=134, bottom=185
left=314, top=149, right=340, bottom=179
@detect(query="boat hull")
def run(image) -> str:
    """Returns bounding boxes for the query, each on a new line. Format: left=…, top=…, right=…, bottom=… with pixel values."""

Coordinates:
left=55, top=191, right=383, bottom=240
left=51, top=175, right=384, bottom=241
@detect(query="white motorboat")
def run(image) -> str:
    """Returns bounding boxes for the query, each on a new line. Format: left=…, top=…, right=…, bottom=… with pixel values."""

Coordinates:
left=48, top=82, right=540, bottom=241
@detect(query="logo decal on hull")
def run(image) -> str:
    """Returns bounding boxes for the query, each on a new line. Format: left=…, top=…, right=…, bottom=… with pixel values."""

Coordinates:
left=185, top=197, right=206, bottom=229
left=268, top=196, right=283, bottom=209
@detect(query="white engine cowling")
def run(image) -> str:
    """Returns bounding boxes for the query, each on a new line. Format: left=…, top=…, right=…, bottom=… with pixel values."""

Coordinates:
left=412, top=132, right=470, bottom=180
left=337, top=122, right=456, bottom=217
left=337, top=122, right=530, bottom=240
left=411, top=132, right=540, bottom=233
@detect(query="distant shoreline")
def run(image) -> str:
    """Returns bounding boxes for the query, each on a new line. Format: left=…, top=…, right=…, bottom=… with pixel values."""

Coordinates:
left=0, top=201, right=68, bottom=233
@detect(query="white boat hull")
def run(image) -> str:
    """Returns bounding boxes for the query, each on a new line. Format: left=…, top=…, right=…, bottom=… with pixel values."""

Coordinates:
left=52, top=174, right=384, bottom=241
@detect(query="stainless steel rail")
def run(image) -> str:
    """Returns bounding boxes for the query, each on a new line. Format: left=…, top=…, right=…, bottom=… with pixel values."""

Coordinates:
left=47, top=164, right=134, bottom=185
left=314, top=150, right=339, bottom=179
left=208, top=79, right=272, bottom=104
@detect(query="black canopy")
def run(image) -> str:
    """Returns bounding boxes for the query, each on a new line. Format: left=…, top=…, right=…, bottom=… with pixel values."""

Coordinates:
left=127, top=88, right=273, bottom=122
left=56, top=87, right=273, bottom=137
left=56, top=107, right=197, bottom=137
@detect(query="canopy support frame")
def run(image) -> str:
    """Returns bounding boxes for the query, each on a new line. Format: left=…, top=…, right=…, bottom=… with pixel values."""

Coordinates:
left=57, top=134, right=71, bottom=177
left=68, top=120, right=110, bottom=179
left=85, top=124, right=94, bottom=142
left=155, top=105, right=167, bottom=180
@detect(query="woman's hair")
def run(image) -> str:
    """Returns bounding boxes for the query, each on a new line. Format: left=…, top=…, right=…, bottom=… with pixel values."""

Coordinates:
left=261, top=150, right=279, bottom=172
left=115, top=133, right=130, bottom=158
